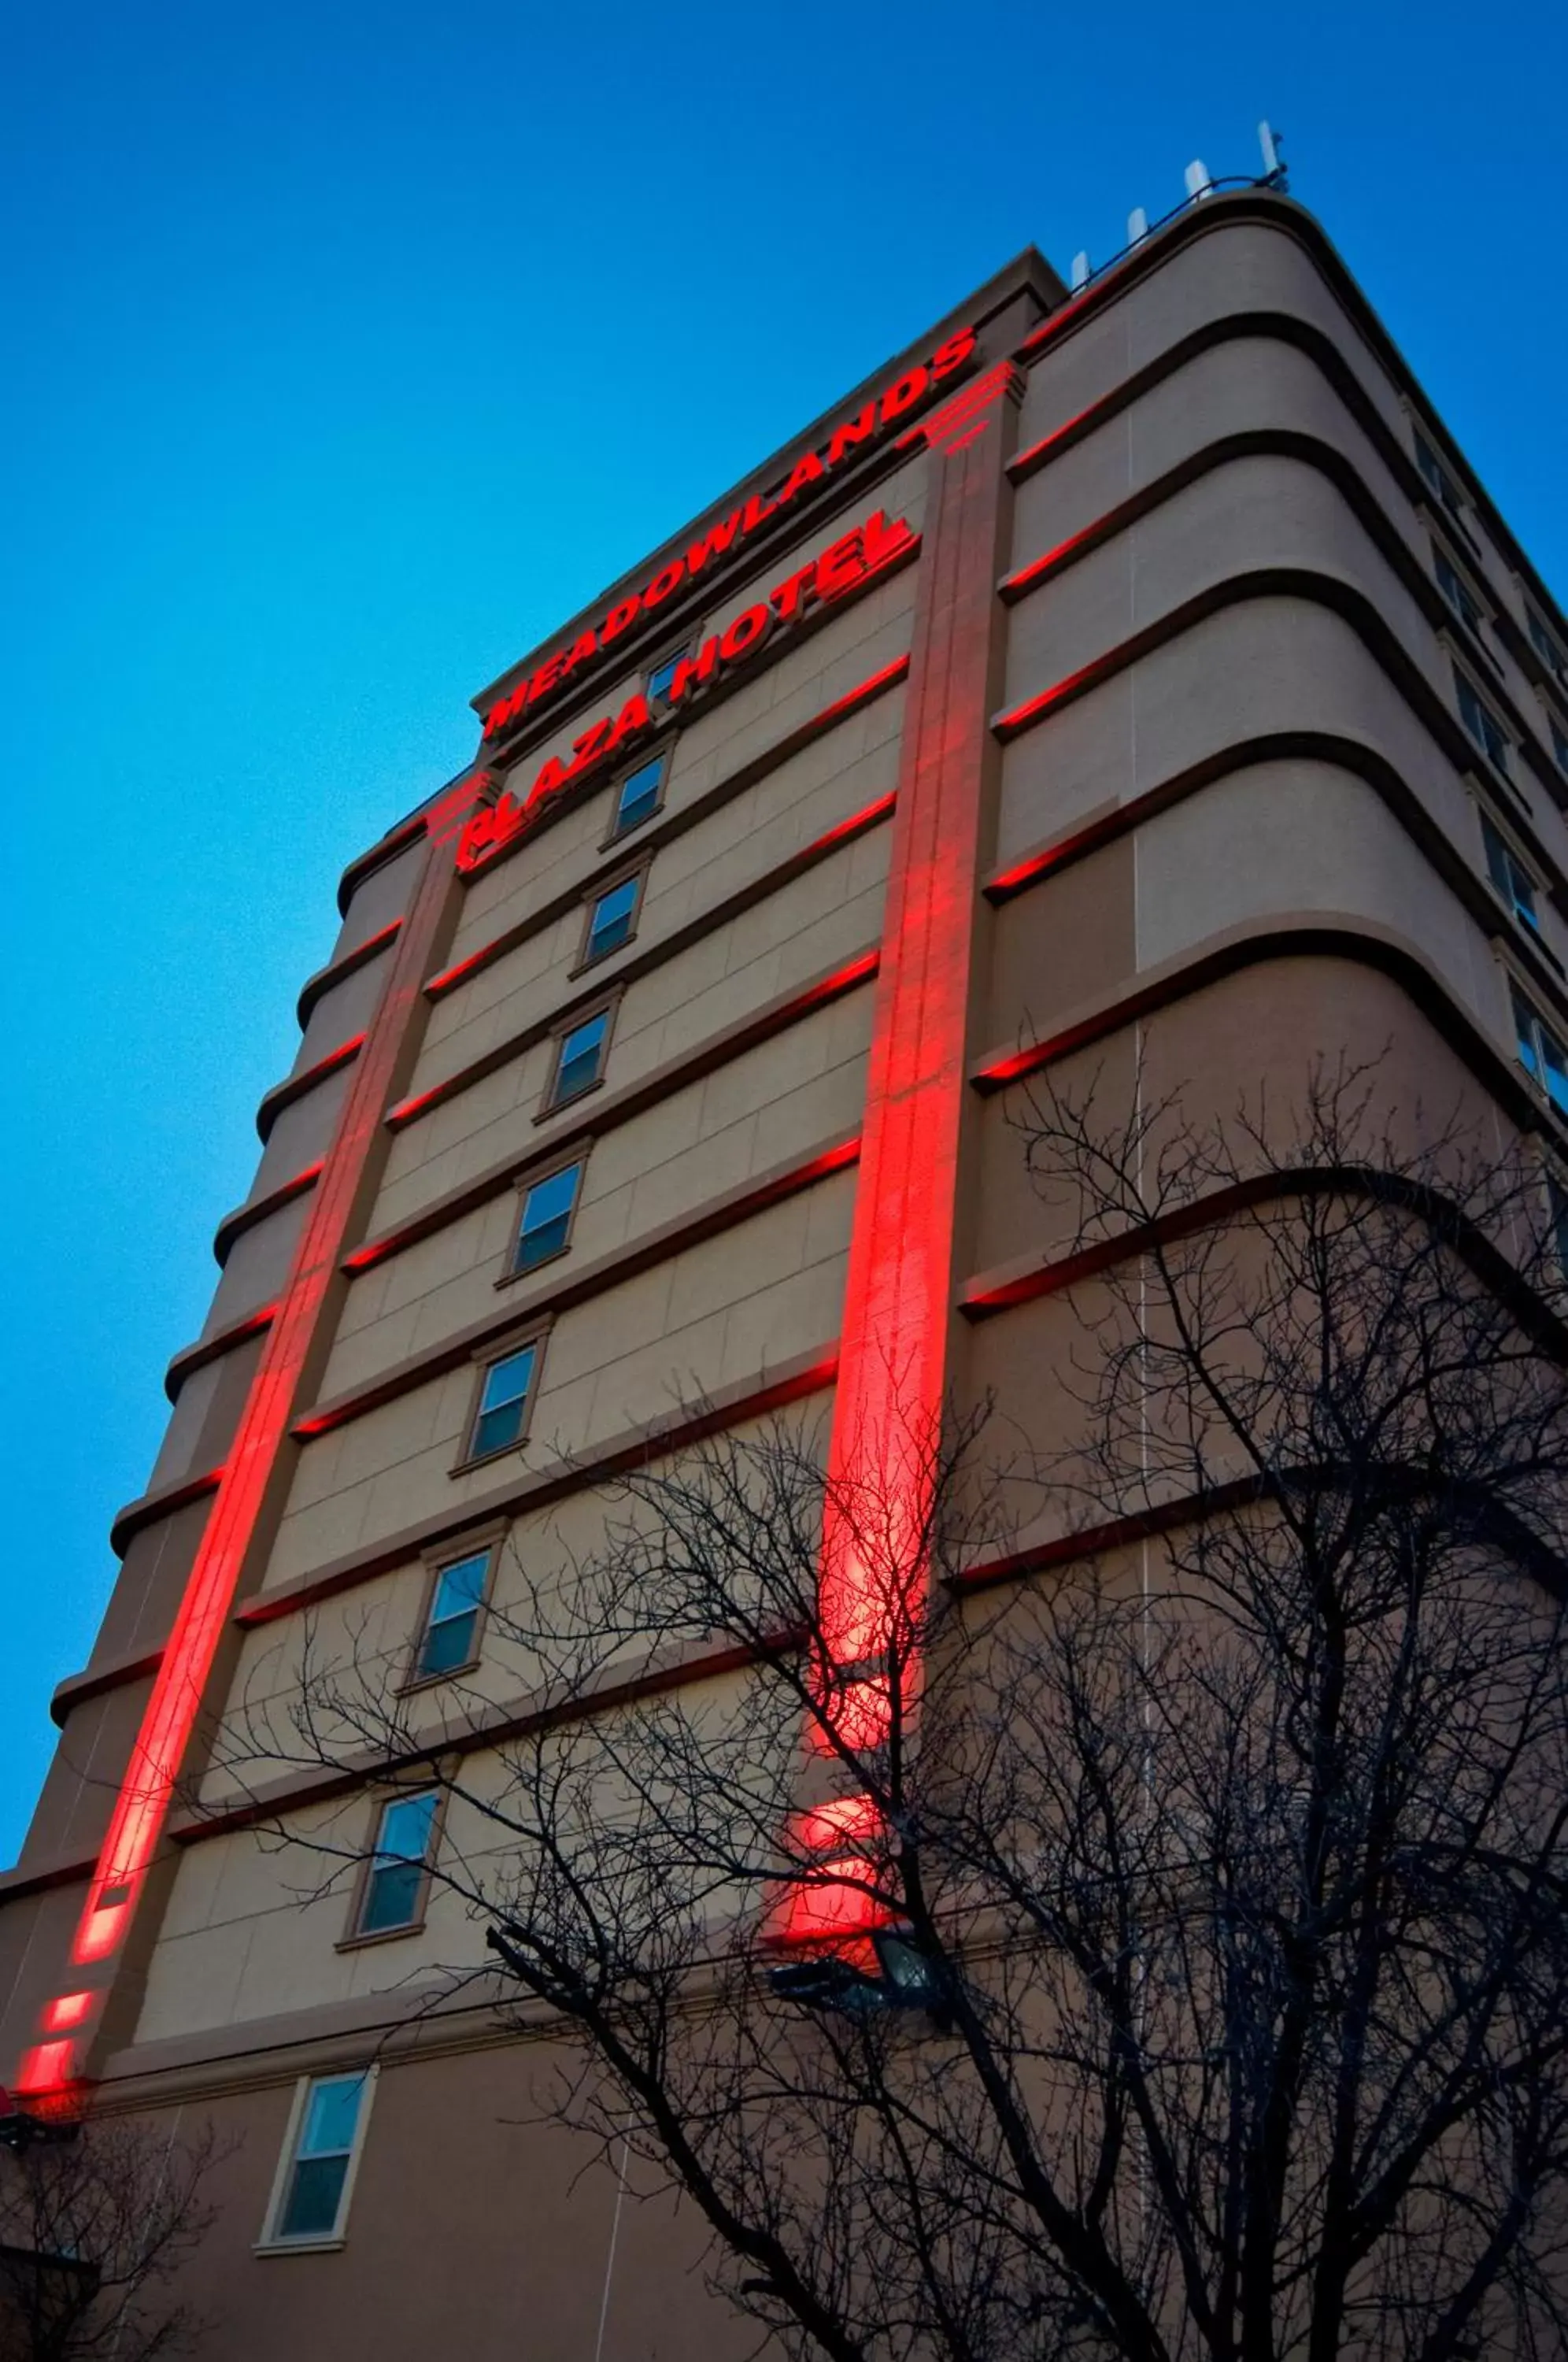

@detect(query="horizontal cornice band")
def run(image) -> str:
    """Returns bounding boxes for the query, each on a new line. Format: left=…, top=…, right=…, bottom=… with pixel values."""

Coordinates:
left=335, top=811, right=427, bottom=918
left=294, top=1132, right=860, bottom=1442
left=428, top=658, right=906, bottom=1003
left=1001, top=421, right=1563, bottom=818
left=993, top=562, right=1566, bottom=851
left=212, top=1158, right=322, bottom=1268
left=293, top=917, right=402, bottom=1035
left=957, top=1164, right=1568, bottom=1371
left=346, top=946, right=879, bottom=1275
left=163, top=1301, right=277, bottom=1406
left=253, top=1033, right=364, bottom=1145
left=1009, top=191, right=1568, bottom=657
left=968, top=910, right=1560, bottom=1147
left=109, top=1463, right=224, bottom=1561
left=233, top=1344, right=839, bottom=1631
left=50, top=1644, right=166, bottom=1728
left=392, top=786, right=894, bottom=1133
left=983, top=727, right=1568, bottom=1015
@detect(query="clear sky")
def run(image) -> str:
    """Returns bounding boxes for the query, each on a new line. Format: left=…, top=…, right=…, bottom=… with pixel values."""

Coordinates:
left=2, top=0, right=1564, bottom=1867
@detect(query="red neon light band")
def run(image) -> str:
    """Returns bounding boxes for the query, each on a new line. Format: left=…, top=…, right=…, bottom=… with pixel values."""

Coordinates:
left=17, top=775, right=483, bottom=2098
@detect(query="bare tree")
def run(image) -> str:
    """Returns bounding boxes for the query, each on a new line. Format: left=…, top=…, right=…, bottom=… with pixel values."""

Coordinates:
left=220, top=1065, right=1568, bottom=2361
left=0, top=2112, right=225, bottom=2361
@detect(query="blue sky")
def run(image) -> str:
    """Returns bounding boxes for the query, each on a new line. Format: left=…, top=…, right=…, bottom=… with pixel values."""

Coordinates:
left=2, top=0, right=1564, bottom=1865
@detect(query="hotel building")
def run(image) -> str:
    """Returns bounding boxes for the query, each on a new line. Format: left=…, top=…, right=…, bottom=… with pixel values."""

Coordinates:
left=4, top=180, right=1568, bottom=2354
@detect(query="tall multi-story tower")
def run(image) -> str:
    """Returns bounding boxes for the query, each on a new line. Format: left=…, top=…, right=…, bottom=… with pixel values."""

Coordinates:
left=4, top=181, right=1568, bottom=2354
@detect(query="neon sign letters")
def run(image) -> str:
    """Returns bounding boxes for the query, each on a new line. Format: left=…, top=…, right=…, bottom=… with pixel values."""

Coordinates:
left=456, top=508, right=920, bottom=877
left=479, top=329, right=975, bottom=747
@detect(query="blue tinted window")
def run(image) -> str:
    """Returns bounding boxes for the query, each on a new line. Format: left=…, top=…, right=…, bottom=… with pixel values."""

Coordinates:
left=516, top=1161, right=582, bottom=1273
left=276, top=2073, right=368, bottom=2241
left=647, top=649, right=688, bottom=707
left=614, top=760, right=664, bottom=836
left=417, top=1551, right=489, bottom=1679
left=357, top=1793, right=438, bottom=1935
left=551, top=1012, right=608, bottom=1107
left=586, top=877, right=639, bottom=963
left=470, top=1343, right=537, bottom=1458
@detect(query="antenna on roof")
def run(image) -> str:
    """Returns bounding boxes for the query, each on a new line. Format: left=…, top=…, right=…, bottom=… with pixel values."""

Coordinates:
left=1258, top=120, right=1288, bottom=187
left=1127, top=207, right=1149, bottom=245
left=1070, top=251, right=1091, bottom=291
left=1184, top=159, right=1214, bottom=201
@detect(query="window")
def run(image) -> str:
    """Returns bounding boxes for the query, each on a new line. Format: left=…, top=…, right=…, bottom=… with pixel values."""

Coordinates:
left=270, top=2072, right=371, bottom=2244
left=1512, top=986, right=1568, bottom=1117
left=354, top=1791, right=438, bottom=1937
left=547, top=1009, right=610, bottom=1109
left=1455, top=672, right=1511, bottom=774
left=1550, top=713, right=1568, bottom=777
left=582, top=874, right=642, bottom=966
left=1481, top=814, right=1540, bottom=936
left=612, top=757, right=664, bottom=839
left=1434, top=547, right=1482, bottom=635
left=1528, top=608, right=1567, bottom=682
left=513, top=1159, right=582, bottom=1273
left=1414, top=427, right=1465, bottom=521
left=646, top=646, right=690, bottom=709
left=1549, top=1175, right=1568, bottom=1277
left=467, top=1341, right=539, bottom=1460
left=415, top=1550, right=490, bottom=1680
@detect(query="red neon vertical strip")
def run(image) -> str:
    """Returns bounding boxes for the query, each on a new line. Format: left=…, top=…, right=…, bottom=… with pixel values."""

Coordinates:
left=785, top=373, right=1018, bottom=1940
left=17, top=778, right=481, bottom=2096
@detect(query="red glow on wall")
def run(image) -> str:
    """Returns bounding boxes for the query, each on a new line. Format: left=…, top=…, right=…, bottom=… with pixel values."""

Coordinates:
left=41, top=1993, right=94, bottom=2034
left=992, top=657, right=1102, bottom=743
left=1000, top=521, right=1101, bottom=602
left=459, top=513, right=919, bottom=883
left=424, top=941, right=498, bottom=999
left=15, top=779, right=484, bottom=2100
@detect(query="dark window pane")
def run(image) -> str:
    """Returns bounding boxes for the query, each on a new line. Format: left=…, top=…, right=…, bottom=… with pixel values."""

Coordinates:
left=516, top=1163, right=581, bottom=1271
left=553, top=1013, right=608, bottom=1105
left=279, top=2154, right=350, bottom=2241
left=586, top=879, right=638, bottom=961
left=468, top=1351, right=536, bottom=1455
left=1543, top=1027, right=1568, bottom=1116
left=360, top=1857, right=426, bottom=1933
left=418, top=1608, right=479, bottom=1678
left=471, top=1347, right=535, bottom=1457
left=647, top=651, right=686, bottom=707
left=615, top=761, right=663, bottom=835
left=1551, top=718, right=1568, bottom=776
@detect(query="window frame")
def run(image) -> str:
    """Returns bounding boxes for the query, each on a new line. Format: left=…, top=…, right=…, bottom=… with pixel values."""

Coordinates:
left=1509, top=978, right=1568, bottom=1120
left=1525, top=602, right=1568, bottom=687
left=501, top=1150, right=588, bottom=1287
left=572, top=857, right=652, bottom=977
left=401, top=1526, right=505, bottom=1692
left=643, top=640, right=693, bottom=715
left=537, top=992, right=620, bottom=1121
left=1453, top=662, right=1514, bottom=783
left=454, top=1323, right=549, bottom=1471
left=341, top=1786, right=445, bottom=1947
left=1545, top=703, right=1568, bottom=780
left=1432, top=539, right=1487, bottom=642
left=1479, top=809, right=1542, bottom=940
left=257, top=2068, right=378, bottom=2254
left=603, top=750, right=668, bottom=847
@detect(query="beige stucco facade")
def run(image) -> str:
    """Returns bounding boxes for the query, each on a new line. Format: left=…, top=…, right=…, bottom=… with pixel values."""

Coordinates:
left=4, top=188, right=1568, bottom=2356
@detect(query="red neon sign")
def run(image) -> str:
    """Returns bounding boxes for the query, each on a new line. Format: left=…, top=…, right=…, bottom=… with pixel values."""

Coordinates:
left=455, top=509, right=919, bottom=878
left=479, top=331, right=974, bottom=747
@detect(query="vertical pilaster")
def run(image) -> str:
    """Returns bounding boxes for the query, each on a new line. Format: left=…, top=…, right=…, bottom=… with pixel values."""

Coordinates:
left=808, top=365, right=1021, bottom=1786
left=17, top=776, right=482, bottom=2097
